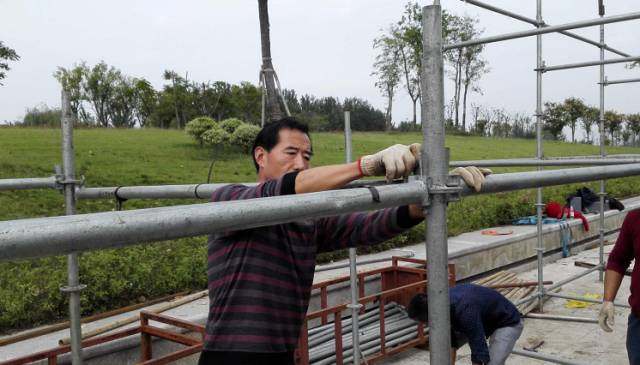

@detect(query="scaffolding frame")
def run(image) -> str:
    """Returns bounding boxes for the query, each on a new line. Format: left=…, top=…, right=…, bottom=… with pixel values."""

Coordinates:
left=1, top=3, right=639, bottom=365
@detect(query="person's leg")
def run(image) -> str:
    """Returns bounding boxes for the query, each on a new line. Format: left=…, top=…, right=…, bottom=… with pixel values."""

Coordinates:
left=198, top=350, right=295, bottom=365
left=487, top=320, right=524, bottom=365
left=627, top=313, right=640, bottom=365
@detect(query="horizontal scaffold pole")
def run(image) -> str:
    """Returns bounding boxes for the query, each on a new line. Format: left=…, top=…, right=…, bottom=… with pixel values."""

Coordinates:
left=603, top=77, right=640, bottom=86
left=541, top=55, right=640, bottom=72
left=460, top=0, right=630, bottom=57
left=444, top=11, right=640, bottom=50
left=2, top=163, right=640, bottom=262
left=74, top=158, right=640, bottom=200
left=0, top=176, right=58, bottom=191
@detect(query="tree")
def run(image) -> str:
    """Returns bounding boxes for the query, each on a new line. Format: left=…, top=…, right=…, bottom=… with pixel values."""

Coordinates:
left=562, top=97, right=586, bottom=143
left=230, top=82, right=262, bottom=124
left=54, top=63, right=92, bottom=123
left=257, top=0, right=283, bottom=123
left=132, top=79, right=158, bottom=127
left=22, top=104, right=61, bottom=127
left=581, top=106, right=599, bottom=144
left=460, top=39, right=488, bottom=130
left=395, top=3, right=423, bottom=126
left=84, top=61, right=122, bottom=127
left=604, top=110, right=623, bottom=145
left=0, top=41, right=19, bottom=85
left=109, top=75, right=137, bottom=128
left=627, top=113, right=640, bottom=146
left=163, top=70, right=193, bottom=129
left=372, top=31, right=402, bottom=131
left=542, top=102, right=567, bottom=140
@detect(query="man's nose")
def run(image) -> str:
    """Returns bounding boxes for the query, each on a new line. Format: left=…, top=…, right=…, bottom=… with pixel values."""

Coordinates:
left=293, top=153, right=307, bottom=170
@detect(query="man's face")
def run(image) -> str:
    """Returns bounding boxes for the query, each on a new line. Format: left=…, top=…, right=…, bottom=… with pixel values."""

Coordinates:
left=254, top=128, right=312, bottom=181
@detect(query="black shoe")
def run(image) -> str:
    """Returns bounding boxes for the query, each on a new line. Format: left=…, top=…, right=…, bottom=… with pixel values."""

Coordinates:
left=608, top=197, right=625, bottom=211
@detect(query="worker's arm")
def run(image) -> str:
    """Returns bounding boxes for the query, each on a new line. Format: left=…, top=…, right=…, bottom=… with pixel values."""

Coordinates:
left=603, top=269, right=624, bottom=302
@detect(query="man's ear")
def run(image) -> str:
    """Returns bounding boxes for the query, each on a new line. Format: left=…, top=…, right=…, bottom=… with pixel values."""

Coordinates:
left=254, top=146, right=267, bottom=170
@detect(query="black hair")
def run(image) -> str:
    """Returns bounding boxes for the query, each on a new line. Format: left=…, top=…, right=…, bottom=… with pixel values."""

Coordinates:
left=251, top=117, right=312, bottom=173
left=407, top=293, right=429, bottom=323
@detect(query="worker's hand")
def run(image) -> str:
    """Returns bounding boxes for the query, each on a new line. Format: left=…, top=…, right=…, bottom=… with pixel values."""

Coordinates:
left=359, top=143, right=421, bottom=182
left=598, top=301, right=615, bottom=332
left=449, top=166, right=492, bottom=192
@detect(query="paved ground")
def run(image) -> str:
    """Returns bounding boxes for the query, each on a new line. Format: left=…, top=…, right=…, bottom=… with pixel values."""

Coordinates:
left=379, top=244, right=632, bottom=365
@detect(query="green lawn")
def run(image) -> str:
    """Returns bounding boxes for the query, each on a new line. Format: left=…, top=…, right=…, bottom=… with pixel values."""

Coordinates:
left=2, top=127, right=640, bottom=332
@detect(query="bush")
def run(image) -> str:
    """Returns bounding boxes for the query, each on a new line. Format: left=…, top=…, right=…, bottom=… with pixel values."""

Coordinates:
left=231, top=124, right=261, bottom=153
left=202, top=125, right=231, bottom=146
left=219, top=118, right=244, bottom=134
left=185, top=117, right=217, bottom=146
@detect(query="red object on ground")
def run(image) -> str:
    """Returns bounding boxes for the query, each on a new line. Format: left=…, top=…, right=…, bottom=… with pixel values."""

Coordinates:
left=545, top=201, right=589, bottom=231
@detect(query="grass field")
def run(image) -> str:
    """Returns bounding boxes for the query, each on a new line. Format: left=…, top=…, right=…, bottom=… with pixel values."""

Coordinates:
left=2, top=127, right=640, bottom=332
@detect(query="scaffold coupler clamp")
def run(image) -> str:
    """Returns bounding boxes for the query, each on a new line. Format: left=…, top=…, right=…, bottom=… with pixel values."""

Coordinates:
left=60, top=283, right=87, bottom=293
left=54, top=165, right=85, bottom=191
left=424, top=174, right=463, bottom=207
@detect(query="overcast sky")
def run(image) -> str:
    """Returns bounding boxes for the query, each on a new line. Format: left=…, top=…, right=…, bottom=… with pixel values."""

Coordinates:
left=1, top=0, right=638, bottom=130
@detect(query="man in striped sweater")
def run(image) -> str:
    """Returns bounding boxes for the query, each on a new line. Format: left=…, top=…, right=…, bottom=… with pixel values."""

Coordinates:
left=199, top=118, right=488, bottom=365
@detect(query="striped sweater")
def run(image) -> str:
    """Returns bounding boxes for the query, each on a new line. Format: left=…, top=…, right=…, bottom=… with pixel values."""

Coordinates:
left=203, top=171, right=422, bottom=353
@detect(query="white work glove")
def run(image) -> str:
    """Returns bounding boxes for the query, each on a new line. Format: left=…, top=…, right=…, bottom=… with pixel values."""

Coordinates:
left=359, top=143, right=421, bottom=182
left=598, top=301, right=615, bottom=332
left=449, top=166, right=492, bottom=192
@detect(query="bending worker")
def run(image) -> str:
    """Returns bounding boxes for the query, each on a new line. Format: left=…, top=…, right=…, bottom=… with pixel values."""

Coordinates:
left=198, top=117, right=489, bottom=365
left=408, top=283, right=523, bottom=365
left=599, top=208, right=640, bottom=365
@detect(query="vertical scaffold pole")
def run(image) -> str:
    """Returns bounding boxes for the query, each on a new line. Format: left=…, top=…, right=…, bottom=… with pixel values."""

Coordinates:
left=423, top=4, right=452, bottom=364
left=598, top=12, right=607, bottom=282
left=60, top=90, right=85, bottom=364
left=535, top=0, right=546, bottom=312
left=344, top=110, right=362, bottom=364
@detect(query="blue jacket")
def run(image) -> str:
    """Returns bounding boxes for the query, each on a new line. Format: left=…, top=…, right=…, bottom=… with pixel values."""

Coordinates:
left=450, top=284, right=521, bottom=364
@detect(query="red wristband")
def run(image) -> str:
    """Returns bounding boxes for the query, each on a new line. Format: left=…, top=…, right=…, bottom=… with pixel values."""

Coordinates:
left=356, top=157, right=365, bottom=177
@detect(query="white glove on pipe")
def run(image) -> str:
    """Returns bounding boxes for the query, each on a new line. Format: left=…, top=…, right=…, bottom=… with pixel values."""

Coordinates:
left=449, top=166, right=492, bottom=192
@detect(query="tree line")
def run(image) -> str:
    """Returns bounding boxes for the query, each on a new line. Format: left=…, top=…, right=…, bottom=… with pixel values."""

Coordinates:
left=18, top=61, right=386, bottom=131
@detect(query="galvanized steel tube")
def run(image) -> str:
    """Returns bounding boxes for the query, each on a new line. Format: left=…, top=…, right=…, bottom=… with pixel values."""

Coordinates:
left=524, top=313, right=598, bottom=324
left=344, top=110, right=361, bottom=365
left=0, top=181, right=426, bottom=262
left=512, top=349, right=590, bottom=365
left=444, top=11, right=640, bottom=51
left=459, top=0, right=630, bottom=57
left=450, top=157, right=640, bottom=167
left=546, top=292, right=630, bottom=308
left=541, top=55, right=640, bottom=72
left=458, top=163, right=640, bottom=197
left=535, top=0, right=544, bottom=312
left=604, top=77, right=640, bottom=85
left=61, top=90, right=84, bottom=365
left=599, top=23, right=606, bottom=282
left=423, top=5, right=451, bottom=364
left=0, top=177, right=58, bottom=191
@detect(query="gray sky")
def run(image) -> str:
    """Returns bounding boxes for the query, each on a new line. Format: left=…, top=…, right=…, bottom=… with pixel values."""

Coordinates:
left=1, top=0, right=638, bottom=130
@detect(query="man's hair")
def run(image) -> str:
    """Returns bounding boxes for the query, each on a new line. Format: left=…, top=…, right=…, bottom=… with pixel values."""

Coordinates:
left=407, top=293, right=429, bottom=323
left=251, top=117, right=311, bottom=173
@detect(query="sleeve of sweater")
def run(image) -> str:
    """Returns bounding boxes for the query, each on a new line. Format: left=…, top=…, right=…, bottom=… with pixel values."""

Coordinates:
left=454, top=304, right=490, bottom=364
left=606, top=211, right=637, bottom=274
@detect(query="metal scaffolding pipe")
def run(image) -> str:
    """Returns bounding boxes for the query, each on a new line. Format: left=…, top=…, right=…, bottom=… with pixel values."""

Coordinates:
left=315, top=251, right=414, bottom=272
left=546, top=292, right=630, bottom=308
left=60, top=90, right=84, bottom=364
left=460, top=0, right=630, bottom=57
left=598, top=21, right=607, bottom=283
left=459, top=163, right=640, bottom=197
left=603, top=77, right=640, bottom=85
left=541, top=55, right=640, bottom=72
left=423, top=5, right=451, bottom=364
left=444, top=11, right=640, bottom=50
left=545, top=264, right=602, bottom=292
left=512, top=349, right=590, bottom=365
left=343, top=110, right=361, bottom=365
left=535, top=0, right=544, bottom=313
left=0, top=181, right=426, bottom=262
left=524, top=313, right=598, bottom=324
left=0, top=176, right=58, bottom=191
left=450, top=157, right=640, bottom=167
left=3, top=164, right=640, bottom=262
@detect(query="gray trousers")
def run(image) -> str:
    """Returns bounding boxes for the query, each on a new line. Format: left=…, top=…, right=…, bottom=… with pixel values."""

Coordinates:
left=487, top=320, right=524, bottom=365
